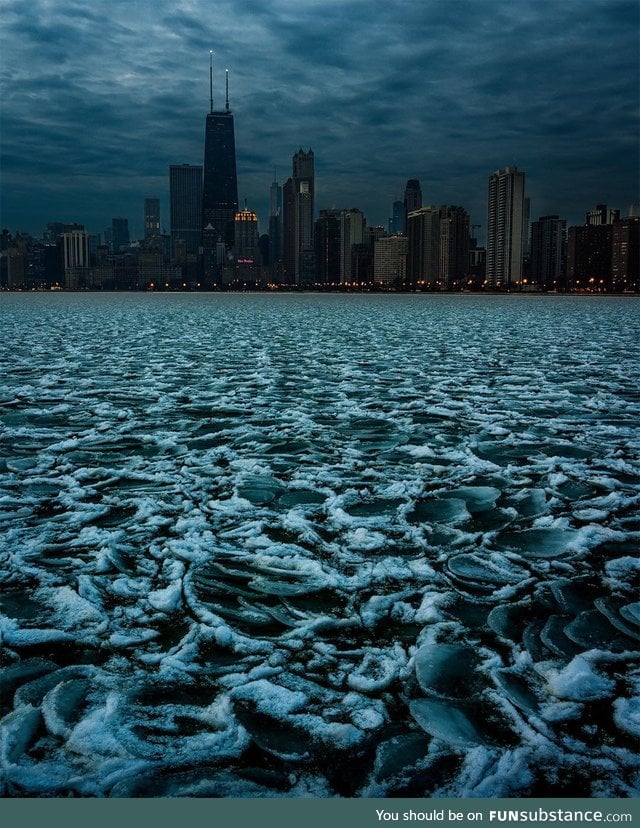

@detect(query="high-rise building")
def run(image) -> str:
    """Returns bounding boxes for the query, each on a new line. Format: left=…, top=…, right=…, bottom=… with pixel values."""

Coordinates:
left=388, top=200, right=404, bottom=235
left=61, top=224, right=89, bottom=289
left=403, top=179, right=422, bottom=233
left=202, top=58, right=239, bottom=265
left=144, top=198, right=161, bottom=239
left=112, top=217, right=130, bottom=253
left=340, top=208, right=366, bottom=283
left=407, top=205, right=442, bottom=288
left=169, top=164, right=203, bottom=258
left=374, top=234, right=407, bottom=289
left=439, top=206, right=470, bottom=289
left=530, top=215, right=566, bottom=290
left=234, top=207, right=259, bottom=264
left=268, top=174, right=282, bottom=274
left=486, top=166, right=526, bottom=288
left=566, top=224, right=612, bottom=290
left=587, top=204, right=620, bottom=226
left=611, top=217, right=639, bottom=292
left=282, top=148, right=315, bottom=284
left=314, top=209, right=342, bottom=284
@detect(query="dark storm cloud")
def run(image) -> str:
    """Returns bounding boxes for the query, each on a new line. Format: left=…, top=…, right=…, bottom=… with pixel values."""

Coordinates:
left=1, top=0, right=637, bottom=237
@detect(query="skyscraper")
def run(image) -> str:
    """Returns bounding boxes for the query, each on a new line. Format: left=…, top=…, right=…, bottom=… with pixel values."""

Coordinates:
left=403, top=179, right=422, bottom=234
left=374, top=234, right=408, bottom=289
left=388, top=200, right=404, bottom=235
left=169, top=164, right=203, bottom=258
left=486, top=166, right=526, bottom=288
left=611, top=217, right=639, bottom=292
left=407, top=205, right=442, bottom=288
left=530, top=215, right=566, bottom=290
left=234, top=207, right=259, bottom=264
left=268, top=174, right=282, bottom=275
left=339, top=208, right=366, bottom=283
left=61, top=224, right=89, bottom=289
left=587, top=204, right=620, bottom=226
left=144, top=198, right=161, bottom=239
left=202, top=55, right=238, bottom=270
left=314, top=209, right=342, bottom=284
left=439, top=206, right=470, bottom=289
left=283, top=148, right=315, bottom=284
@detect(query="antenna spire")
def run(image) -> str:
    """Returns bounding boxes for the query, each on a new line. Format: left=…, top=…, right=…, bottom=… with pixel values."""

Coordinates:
left=209, top=51, right=213, bottom=113
left=225, top=69, right=229, bottom=111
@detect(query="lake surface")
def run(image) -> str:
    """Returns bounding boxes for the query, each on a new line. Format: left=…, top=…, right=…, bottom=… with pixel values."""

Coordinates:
left=1, top=293, right=639, bottom=797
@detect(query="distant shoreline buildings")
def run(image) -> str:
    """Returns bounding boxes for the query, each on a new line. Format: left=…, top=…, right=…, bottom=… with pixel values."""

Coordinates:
left=2, top=59, right=638, bottom=293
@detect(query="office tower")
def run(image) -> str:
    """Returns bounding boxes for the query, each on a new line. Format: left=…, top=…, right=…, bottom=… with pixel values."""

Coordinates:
left=169, top=164, right=203, bottom=258
left=407, top=205, right=443, bottom=288
left=112, top=217, right=130, bottom=252
left=388, top=200, right=404, bottom=235
left=269, top=174, right=282, bottom=272
left=486, top=166, right=526, bottom=288
left=144, top=198, right=161, bottom=239
left=282, top=148, right=315, bottom=284
left=61, top=225, right=89, bottom=289
left=587, top=204, right=620, bottom=226
left=314, top=209, right=342, bottom=284
left=234, top=207, right=259, bottom=263
left=403, top=179, right=422, bottom=233
left=611, top=217, right=639, bottom=291
left=351, top=243, right=374, bottom=284
left=439, top=206, right=470, bottom=288
left=340, top=208, right=366, bottom=283
left=566, top=224, right=612, bottom=290
left=374, top=235, right=408, bottom=288
left=202, top=56, right=238, bottom=267
left=530, top=215, right=566, bottom=290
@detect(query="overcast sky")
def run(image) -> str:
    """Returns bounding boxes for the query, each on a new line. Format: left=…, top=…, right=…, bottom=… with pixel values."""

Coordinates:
left=1, top=0, right=638, bottom=240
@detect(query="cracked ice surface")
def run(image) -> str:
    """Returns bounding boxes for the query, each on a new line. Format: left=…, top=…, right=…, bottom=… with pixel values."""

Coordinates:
left=1, top=293, right=639, bottom=797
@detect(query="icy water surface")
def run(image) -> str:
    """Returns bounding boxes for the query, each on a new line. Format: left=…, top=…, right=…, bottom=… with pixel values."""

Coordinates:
left=1, top=293, right=639, bottom=797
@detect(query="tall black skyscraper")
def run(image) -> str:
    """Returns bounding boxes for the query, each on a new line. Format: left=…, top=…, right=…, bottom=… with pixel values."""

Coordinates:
left=202, top=54, right=238, bottom=272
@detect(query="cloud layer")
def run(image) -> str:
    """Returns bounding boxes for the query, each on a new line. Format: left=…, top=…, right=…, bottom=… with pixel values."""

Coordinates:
left=1, top=0, right=638, bottom=238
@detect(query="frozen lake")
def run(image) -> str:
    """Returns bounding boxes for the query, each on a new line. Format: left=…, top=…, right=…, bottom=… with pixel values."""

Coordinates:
left=1, top=292, right=639, bottom=797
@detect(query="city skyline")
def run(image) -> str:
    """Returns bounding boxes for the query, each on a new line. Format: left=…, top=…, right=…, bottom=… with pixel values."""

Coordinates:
left=1, top=0, right=638, bottom=239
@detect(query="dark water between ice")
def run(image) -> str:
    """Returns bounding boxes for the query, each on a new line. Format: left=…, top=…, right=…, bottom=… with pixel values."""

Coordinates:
left=1, top=293, right=639, bottom=796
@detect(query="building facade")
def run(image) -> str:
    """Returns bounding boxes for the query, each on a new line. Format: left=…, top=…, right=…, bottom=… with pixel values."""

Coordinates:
left=144, top=198, right=161, bottom=239
left=282, top=148, right=315, bottom=284
left=486, top=166, right=526, bottom=288
left=439, top=206, right=470, bottom=288
left=202, top=68, right=238, bottom=266
left=62, top=225, right=89, bottom=289
left=169, top=164, right=203, bottom=258
left=611, top=217, right=639, bottom=292
left=530, top=215, right=566, bottom=290
left=403, top=179, right=422, bottom=234
left=374, top=235, right=407, bottom=288
left=407, top=205, right=442, bottom=288
left=566, top=224, right=612, bottom=290
left=314, top=209, right=342, bottom=284
left=339, top=208, right=366, bottom=283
